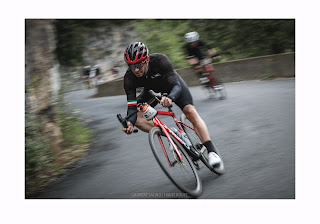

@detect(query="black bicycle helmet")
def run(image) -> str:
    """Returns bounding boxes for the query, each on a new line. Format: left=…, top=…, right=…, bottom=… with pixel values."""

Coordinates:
left=124, top=42, right=149, bottom=64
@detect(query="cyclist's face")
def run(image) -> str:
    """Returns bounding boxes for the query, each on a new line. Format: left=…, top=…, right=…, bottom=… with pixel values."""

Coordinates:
left=130, top=57, right=149, bottom=77
left=190, top=41, right=198, bottom=48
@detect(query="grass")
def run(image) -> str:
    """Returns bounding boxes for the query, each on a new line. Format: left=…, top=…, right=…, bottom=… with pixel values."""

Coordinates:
left=25, top=95, right=92, bottom=198
left=57, top=110, right=92, bottom=145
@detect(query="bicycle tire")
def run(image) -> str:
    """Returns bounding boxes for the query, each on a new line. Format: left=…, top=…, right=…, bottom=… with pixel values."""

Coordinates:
left=213, top=71, right=227, bottom=100
left=148, top=127, right=202, bottom=197
left=208, top=71, right=227, bottom=100
left=180, top=114, right=225, bottom=175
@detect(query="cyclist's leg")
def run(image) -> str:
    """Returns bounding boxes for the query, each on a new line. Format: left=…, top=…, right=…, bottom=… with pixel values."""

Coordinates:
left=175, top=76, right=209, bottom=142
left=182, top=105, right=210, bottom=143
left=175, top=77, right=217, bottom=154
left=135, top=112, right=154, bottom=133
left=182, top=105, right=220, bottom=166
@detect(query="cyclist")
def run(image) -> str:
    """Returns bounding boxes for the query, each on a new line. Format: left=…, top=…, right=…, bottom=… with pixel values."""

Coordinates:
left=82, top=65, right=91, bottom=89
left=121, top=41, right=221, bottom=167
left=183, top=31, right=221, bottom=84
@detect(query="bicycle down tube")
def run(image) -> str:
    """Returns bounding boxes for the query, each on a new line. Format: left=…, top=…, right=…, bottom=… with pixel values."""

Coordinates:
left=117, top=90, right=204, bottom=197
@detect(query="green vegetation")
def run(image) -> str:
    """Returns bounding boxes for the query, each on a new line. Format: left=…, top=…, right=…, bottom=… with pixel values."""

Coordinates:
left=132, top=19, right=190, bottom=68
left=25, top=95, right=92, bottom=197
left=132, top=19, right=295, bottom=68
left=25, top=113, right=55, bottom=195
left=56, top=96, right=92, bottom=145
left=55, top=19, right=295, bottom=68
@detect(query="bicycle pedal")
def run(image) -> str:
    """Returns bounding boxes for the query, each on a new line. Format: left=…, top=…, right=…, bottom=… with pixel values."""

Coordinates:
left=199, top=145, right=206, bottom=154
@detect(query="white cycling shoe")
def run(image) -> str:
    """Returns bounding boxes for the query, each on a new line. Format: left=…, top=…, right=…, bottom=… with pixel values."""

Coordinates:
left=208, top=152, right=221, bottom=167
left=213, top=85, right=223, bottom=90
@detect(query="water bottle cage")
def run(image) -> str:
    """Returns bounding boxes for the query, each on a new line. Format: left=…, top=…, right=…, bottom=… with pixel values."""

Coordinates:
left=170, top=127, right=192, bottom=150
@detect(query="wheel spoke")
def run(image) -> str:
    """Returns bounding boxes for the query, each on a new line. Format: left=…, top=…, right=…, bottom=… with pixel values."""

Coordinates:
left=149, top=127, right=202, bottom=197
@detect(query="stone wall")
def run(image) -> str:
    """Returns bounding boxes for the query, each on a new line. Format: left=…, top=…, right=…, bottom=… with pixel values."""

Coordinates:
left=82, top=24, right=138, bottom=76
left=211, top=52, right=295, bottom=83
left=58, top=23, right=140, bottom=92
left=25, top=19, right=63, bottom=155
left=96, top=52, right=295, bottom=97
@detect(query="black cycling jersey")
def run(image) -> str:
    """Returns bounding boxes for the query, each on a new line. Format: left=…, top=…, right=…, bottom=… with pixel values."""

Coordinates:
left=124, top=53, right=193, bottom=125
left=184, top=40, right=211, bottom=60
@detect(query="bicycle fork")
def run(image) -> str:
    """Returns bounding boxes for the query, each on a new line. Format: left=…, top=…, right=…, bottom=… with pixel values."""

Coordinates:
left=153, top=116, right=188, bottom=167
left=156, top=134, right=178, bottom=167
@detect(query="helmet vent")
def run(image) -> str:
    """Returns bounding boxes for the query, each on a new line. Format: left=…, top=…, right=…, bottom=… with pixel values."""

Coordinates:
left=124, top=42, right=149, bottom=64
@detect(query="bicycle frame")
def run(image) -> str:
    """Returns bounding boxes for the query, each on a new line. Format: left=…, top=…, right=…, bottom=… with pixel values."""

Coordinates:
left=139, top=104, right=194, bottom=167
left=118, top=91, right=198, bottom=168
left=117, top=90, right=224, bottom=182
left=203, top=64, right=219, bottom=88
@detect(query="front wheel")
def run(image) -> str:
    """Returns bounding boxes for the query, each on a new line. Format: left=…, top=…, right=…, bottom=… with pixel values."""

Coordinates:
left=180, top=114, right=225, bottom=175
left=148, top=127, right=202, bottom=197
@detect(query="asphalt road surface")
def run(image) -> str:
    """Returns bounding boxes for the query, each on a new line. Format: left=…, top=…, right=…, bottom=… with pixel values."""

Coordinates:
left=38, top=78, right=295, bottom=199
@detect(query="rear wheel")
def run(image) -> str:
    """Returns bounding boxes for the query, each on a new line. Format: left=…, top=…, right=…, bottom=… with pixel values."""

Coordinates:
left=149, top=127, right=202, bottom=197
left=180, top=114, right=225, bottom=175
left=209, top=72, right=227, bottom=100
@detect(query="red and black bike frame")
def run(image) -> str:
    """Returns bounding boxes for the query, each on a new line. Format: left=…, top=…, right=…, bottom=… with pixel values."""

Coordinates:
left=117, top=90, right=196, bottom=168
left=203, top=63, right=218, bottom=88
left=137, top=104, right=195, bottom=167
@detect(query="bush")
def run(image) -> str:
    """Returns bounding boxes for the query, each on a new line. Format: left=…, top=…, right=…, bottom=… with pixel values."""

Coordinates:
left=25, top=96, right=92, bottom=198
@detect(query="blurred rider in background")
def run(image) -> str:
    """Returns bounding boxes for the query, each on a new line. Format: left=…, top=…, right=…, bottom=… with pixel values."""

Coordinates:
left=82, top=65, right=91, bottom=89
left=183, top=31, right=221, bottom=84
left=121, top=41, right=222, bottom=169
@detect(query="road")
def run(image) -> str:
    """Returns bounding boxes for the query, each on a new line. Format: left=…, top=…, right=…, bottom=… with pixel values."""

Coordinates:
left=38, top=78, right=295, bottom=199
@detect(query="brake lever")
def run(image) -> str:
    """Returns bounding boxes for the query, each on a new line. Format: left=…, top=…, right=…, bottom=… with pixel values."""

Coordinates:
left=148, top=90, right=162, bottom=102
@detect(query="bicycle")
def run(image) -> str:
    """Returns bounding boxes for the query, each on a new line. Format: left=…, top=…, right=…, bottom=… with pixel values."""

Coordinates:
left=117, top=90, right=225, bottom=197
left=189, top=56, right=227, bottom=100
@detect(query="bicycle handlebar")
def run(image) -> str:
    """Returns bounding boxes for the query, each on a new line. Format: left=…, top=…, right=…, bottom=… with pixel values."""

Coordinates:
left=117, top=113, right=139, bottom=133
left=148, top=90, right=166, bottom=102
left=117, top=90, right=169, bottom=133
left=117, top=114, right=128, bottom=128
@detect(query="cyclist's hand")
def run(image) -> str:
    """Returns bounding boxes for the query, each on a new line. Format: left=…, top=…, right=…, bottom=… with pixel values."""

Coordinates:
left=160, top=96, right=172, bottom=108
left=208, top=48, right=217, bottom=56
left=122, top=121, right=134, bottom=134
left=187, top=57, right=199, bottom=66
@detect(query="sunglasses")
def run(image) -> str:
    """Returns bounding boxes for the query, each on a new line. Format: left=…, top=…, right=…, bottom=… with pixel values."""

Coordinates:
left=128, top=60, right=146, bottom=70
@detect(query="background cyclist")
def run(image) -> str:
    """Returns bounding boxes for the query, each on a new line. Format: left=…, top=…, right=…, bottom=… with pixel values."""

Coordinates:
left=121, top=41, right=222, bottom=167
left=183, top=31, right=221, bottom=84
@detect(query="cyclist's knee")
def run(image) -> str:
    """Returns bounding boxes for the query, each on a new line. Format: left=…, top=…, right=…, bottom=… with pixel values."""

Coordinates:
left=183, top=105, right=199, bottom=122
